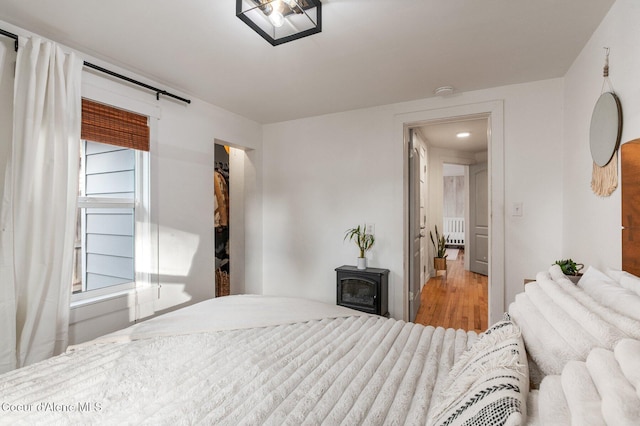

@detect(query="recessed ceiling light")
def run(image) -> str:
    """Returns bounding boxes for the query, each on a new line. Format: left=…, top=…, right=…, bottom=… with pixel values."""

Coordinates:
left=456, top=132, right=471, bottom=138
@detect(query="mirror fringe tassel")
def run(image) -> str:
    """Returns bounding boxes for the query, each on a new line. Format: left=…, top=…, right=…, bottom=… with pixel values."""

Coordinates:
left=591, top=151, right=618, bottom=197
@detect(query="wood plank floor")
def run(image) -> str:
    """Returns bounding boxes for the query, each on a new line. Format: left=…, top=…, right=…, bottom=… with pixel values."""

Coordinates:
left=414, top=250, right=488, bottom=333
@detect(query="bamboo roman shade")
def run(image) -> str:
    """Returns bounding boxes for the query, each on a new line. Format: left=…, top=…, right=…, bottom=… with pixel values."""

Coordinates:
left=81, top=98, right=149, bottom=151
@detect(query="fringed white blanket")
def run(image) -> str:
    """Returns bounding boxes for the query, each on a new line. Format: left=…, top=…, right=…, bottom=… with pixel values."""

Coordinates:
left=0, top=314, right=478, bottom=425
left=537, top=339, right=640, bottom=425
left=508, top=265, right=640, bottom=377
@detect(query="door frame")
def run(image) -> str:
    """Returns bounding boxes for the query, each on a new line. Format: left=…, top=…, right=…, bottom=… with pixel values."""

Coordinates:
left=399, top=100, right=505, bottom=325
left=214, top=139, right=248, bottom=297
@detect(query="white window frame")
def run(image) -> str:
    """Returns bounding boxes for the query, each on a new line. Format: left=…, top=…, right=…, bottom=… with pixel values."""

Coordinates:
left=71, top=76, right=161, bottom=318
left=71, top=141, right=152, bottom=305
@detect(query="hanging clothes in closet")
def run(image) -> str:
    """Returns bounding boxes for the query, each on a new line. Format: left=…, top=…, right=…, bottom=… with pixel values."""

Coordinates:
left=214, top=148, right=230, bottom=297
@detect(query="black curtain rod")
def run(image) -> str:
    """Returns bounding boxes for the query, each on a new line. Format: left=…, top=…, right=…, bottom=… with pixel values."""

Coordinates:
left=0, top=28, right=191, bottom=104
left=0, top=28, right=18, bottom=51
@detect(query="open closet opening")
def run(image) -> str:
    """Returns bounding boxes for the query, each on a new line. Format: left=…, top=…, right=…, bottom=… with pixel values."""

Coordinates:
left=214, top=141, right=248, bottom=297
left=214, top=144, right=230, bottom=297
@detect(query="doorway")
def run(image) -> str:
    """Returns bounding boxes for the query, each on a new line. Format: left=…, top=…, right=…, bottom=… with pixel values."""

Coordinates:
left=400, top=100, right=504, bottom=326
left=411, top=117, right=488, bottom=329
left=442, top=162, right=467, bottom=265
left=214, top=142, right=249, bottom=297
left=214, top=144, right=230, bottom=297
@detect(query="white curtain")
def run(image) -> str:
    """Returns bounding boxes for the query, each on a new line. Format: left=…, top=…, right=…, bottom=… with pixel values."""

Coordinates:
left=0, top=37, right=82, bottom=373
left=0, top=37, right=12, bottom=374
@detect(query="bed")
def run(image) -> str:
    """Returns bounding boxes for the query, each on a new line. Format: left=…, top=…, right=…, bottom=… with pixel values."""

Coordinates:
left=1, top=264, right=639, bottom=425
left=0, top=295, right=528, bottom=425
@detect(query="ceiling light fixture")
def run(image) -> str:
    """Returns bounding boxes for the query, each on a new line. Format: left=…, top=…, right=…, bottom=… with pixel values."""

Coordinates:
left=237, top=0, right=322, bottom=46
left=456, top=132, right=471, bottom=138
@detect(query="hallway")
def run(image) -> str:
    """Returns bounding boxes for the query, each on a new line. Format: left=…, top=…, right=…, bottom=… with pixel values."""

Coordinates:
left=414, top=250, right=488, bottom=333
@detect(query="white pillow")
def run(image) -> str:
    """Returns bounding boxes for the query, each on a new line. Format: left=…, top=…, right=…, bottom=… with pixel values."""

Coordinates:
left=604, top=267, right=625, bottom=284
left=605, top=267, right=640, bottom=297
left=580, top=266, right=620, bottom=288
left=579, top=266, right=640, bottom=322
left=427, top=316, right=529, bottom=426
left=620, top=274, right=640, bottom=297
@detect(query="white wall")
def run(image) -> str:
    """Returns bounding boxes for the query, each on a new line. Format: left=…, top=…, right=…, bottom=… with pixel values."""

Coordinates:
left=74, top=91, right=262, bottom=342
left=563, top=0, right=640, bottom=270
left=152, top=94, right=262, bottom=314
left=263, top=78, right=565, bottom=320
left=243, top=147, right=263, bottom=296
left=0, top=20, right=264, bottom=344
left=262, top=107, right=402, bottom=308
left=73, top=90, right=262, bottom=342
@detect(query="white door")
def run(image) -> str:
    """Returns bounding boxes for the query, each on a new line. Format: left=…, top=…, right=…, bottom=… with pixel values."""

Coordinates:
left=469, top=162, right=488, bottom=276
left=419, top=144, right=427, bottom=290
left=408, top=131, right=422, bottom=321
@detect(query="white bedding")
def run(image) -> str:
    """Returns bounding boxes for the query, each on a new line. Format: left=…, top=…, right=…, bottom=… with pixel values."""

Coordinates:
left=538, top=339, right=640, bottom=425
left=0, top=296, right=480, bottom=425
left=508, top=265, right=640, bottom=377
left=84, top=295, right=370, bottom=344
left=509, top=265, right=640, bottom=422
left=9, top=266, right=638, bottom=425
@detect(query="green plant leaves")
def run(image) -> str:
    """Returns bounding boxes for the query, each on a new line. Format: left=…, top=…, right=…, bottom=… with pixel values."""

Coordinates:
left=429, top=225, right=449, bottom=258
left=344, top=223, right=375, bottom=258
left=553, top=258, right=584, bottom=276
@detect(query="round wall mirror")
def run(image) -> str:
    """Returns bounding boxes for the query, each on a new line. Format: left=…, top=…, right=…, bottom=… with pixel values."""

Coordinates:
left=590, top=92, right=622, bottom=167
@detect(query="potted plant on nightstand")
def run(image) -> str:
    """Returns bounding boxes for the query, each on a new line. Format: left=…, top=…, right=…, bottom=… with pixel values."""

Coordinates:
left=344, top=224, right=375, bottom=270
left=553, top=258, right=584, bottom=284
left=430, top=225, right=449, bottom=272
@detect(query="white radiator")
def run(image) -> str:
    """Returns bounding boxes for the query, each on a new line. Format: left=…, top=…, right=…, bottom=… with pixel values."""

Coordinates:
left=443, top=217, right=465, bottom=246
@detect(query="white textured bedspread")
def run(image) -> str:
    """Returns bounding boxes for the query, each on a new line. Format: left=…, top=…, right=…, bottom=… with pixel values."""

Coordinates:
left=0, top=297, right=478, bottom=425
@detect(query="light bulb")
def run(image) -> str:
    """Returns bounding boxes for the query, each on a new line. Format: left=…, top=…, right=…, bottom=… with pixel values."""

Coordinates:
left=270, top=0, right=283, bottom=12
left=269, top=10, right=285, bottom=27
left=260, top=3, right=273, bottom=15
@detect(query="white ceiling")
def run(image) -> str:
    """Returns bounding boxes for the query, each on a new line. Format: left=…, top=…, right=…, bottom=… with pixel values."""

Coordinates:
left=0, top=0, right=614, bottom=124
left=418, top=118, right=488, bottom=154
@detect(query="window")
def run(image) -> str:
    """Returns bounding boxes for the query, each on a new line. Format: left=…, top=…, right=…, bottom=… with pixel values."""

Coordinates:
left=72, top=99, right=150, bottom=301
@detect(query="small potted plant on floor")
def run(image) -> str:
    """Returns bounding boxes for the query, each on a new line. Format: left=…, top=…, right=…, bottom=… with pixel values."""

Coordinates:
left=430, top=225, right=449, bottom=271
left=553, top=258, right=584, bottom=284
left=344, top=224, right=375, bottom=270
